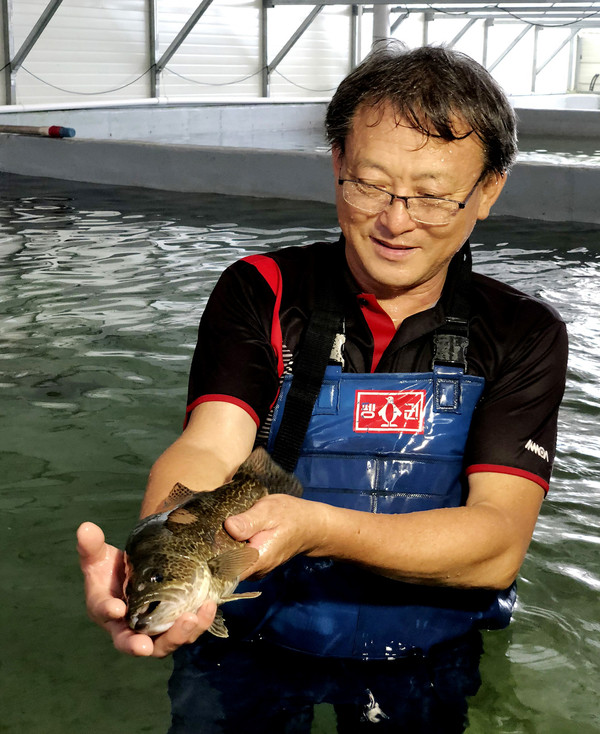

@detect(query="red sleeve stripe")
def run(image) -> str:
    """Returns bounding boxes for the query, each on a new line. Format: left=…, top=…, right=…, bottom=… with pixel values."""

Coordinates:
left=184, top=394, right=261, bottom=429
left=243, top=254, right=284, bottom=377
left=466, top=464, right=550, bottom=494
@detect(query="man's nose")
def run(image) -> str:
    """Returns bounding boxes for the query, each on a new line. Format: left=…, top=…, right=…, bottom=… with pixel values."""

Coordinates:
left=377, top=197, right=417, bottom=232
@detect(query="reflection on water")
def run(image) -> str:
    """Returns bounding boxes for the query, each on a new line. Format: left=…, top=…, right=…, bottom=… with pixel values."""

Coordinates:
left=517, top=135, right=600, bottom=167
left=1, top=174, right=599, bottom=733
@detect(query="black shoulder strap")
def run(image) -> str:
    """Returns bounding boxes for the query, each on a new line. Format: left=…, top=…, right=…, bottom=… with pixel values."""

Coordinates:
left=432, top=243, right=472, bottom=370
left=270, top=277, right=344, bottom=473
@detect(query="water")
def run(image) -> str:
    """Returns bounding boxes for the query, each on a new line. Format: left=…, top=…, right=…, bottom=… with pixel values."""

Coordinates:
left=517, top=135, right=600, bottom=167
left=1, top=173, right=598, bottom=733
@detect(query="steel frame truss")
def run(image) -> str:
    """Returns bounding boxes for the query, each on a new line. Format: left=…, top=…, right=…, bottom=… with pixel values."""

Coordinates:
left=0, top=0, right=598, bottom=103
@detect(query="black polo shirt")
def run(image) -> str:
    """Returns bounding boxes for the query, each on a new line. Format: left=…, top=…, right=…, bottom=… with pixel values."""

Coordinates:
left=187, top=237, right=568, bottom=492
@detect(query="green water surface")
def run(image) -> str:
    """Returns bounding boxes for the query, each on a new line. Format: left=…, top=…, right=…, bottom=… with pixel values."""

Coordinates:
left=1, top=174, right=598, bottom=733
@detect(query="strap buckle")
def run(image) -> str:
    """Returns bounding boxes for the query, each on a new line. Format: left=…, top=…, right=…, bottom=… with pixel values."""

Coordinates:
left=432, top=317, right=469, bottom=371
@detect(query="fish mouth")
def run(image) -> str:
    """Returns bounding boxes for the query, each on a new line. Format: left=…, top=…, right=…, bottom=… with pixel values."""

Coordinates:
left=127, top=597, right=185, bottom=636
left=130, top=600, right=161, bottom=631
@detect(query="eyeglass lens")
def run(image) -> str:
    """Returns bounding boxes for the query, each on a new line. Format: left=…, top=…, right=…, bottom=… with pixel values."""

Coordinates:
left=342, top=182, right=457, bottom=225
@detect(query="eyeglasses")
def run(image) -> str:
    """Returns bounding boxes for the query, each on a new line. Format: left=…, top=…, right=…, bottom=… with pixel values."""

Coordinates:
left=338, top=174, right=484, bottom=226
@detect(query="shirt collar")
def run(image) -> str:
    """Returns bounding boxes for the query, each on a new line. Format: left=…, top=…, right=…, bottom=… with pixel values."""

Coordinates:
left=337, top=233, right=473, bottom=325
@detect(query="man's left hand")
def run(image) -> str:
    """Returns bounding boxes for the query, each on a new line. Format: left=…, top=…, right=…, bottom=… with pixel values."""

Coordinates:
left=224, top=495, right=324, bottom=579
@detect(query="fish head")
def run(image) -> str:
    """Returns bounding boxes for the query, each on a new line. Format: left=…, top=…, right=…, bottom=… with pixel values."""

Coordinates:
left=123, top=517, right=210, bottom=636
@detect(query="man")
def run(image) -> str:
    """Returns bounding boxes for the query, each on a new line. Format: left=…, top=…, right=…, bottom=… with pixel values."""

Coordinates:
left=78, top=44, right=568, bottom=732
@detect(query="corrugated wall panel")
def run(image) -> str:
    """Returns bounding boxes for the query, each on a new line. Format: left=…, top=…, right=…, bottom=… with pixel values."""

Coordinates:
left=9, top=0, right=150, bottom=105
left=487, top=25, right=536, bottom=95
left=535, top=29, right=572, bottom=95
left=157, top=0, right=262, bottom=98
left=393, top=13, right=429, bottom=51
left=0, top=7, right=6, bottom=106
left=267, top=5, right=351, bottom=99
left=576, top=32, right=600, bottom=91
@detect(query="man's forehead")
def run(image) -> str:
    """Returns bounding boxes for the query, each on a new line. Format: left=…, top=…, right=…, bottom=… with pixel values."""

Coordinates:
left=344, top=101, right=485, bottom=167
left=349, top=100, right=473, bottom=142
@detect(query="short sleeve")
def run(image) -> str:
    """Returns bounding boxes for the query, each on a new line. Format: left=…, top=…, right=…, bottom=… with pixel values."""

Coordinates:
left=465, top=307, right=568, bottom=493
left=186, top=259, right=281, bottom=427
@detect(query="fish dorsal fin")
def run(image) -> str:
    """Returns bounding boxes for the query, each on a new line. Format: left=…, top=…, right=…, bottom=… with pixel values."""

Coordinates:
left=166, top=482, right=196, bottom=506
left=236, top=447, right=303, bottom=498
left=208, top=609, right=229, bottom=638
left=207, top=546, right=259, bottom=581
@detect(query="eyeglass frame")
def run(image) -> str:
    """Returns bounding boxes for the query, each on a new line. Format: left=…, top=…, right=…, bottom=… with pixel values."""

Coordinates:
left=337, top=171, right=487, bottom=224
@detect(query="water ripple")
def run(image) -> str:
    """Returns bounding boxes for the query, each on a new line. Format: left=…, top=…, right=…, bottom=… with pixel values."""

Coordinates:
left=1, top=177, right=599, bottom=733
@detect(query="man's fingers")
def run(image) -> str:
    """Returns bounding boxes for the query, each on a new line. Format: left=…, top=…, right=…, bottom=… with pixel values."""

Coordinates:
left=151, top=602, right=217, bottom=659
left=106, top=620, right=154, bottom=657
left=94, top=595, right=128, bottom=624
left=225, top=501, right=269, bottom=541
left=76, top=521, right=108, bottom=565
left=77, top=522, right=128, bottom=625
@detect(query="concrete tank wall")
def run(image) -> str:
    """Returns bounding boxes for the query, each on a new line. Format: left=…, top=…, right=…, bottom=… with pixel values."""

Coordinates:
left=0, top=100, right=598, bottom=224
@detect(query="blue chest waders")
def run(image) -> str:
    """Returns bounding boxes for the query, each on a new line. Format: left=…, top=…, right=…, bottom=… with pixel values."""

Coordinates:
left=258, top=363, right=515, bottom=658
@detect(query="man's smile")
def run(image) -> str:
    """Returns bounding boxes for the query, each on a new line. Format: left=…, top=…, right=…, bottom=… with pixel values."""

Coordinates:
left=371, top=236, right=418, bottom=257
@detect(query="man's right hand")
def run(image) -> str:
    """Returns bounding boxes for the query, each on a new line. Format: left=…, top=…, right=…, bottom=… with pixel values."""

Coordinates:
left=76, top=521, right=216, bottom=658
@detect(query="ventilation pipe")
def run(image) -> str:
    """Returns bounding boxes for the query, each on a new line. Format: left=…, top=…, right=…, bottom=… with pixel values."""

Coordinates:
left=373, top=5, right=391, bottom=44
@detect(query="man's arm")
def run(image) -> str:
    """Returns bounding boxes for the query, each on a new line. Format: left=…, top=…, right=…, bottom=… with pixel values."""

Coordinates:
left=227, top=471, right=545, bottom=590
left=78, top=401, right=257, bottom=658
left=141, top=401, right=258, bottom=516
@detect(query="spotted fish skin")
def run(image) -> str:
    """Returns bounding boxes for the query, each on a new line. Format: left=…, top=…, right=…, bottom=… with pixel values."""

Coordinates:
left=123, top=448, right=302, bottom=637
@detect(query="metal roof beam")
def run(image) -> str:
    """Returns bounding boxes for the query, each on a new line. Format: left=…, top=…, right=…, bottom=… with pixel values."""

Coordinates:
left=488, top=23, right=532, bottom=71
left=11, top=0, right=63, bottom=72
left=155, top=0, right=214, bottom=72
left=447, top=16, right=478, bottom=46
left=390, top=9, right=409, bottom=33
left=268, top=5, right=324, bottom=73
left=536, top=27, right=578, bottom=74
left=148, top=0, right=158, bottom=97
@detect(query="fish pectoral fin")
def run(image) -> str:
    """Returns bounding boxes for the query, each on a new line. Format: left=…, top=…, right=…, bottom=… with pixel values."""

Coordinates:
left=207, top=546, right=259, bottom=580
left=208, top=609, right=229, bottom=639
left=220, top=591, right=262, bottom=603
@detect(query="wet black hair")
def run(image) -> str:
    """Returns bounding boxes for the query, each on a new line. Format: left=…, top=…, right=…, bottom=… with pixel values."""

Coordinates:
left=325, top=42, right=518, bottom=175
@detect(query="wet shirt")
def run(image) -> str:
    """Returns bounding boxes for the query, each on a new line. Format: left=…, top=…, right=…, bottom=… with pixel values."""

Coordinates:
left=187, top=237, right=568, bottom=492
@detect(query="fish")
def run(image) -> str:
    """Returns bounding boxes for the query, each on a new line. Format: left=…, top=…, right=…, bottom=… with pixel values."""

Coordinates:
left=123, top=447, right=303, bottom=638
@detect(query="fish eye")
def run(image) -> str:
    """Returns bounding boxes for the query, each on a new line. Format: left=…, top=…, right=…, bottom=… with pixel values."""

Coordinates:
left=149, top=573, right=164, bottom=583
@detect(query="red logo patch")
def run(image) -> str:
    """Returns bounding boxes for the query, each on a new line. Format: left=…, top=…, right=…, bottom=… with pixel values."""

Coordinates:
left=354, top=390, right=426, bottom=434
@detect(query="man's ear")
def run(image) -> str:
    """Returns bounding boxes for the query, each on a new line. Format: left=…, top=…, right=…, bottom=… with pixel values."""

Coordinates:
left=477, top=172, right=507, bottom=220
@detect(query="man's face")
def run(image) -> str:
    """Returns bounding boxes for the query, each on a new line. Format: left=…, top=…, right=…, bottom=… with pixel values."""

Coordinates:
left=333, top=103, right=505, bottom=300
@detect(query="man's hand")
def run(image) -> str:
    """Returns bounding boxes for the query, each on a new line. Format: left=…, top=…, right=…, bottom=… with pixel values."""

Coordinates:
left=225, top=495, right=325, bottom=579
left=76, top=521, right=217, bottom=658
